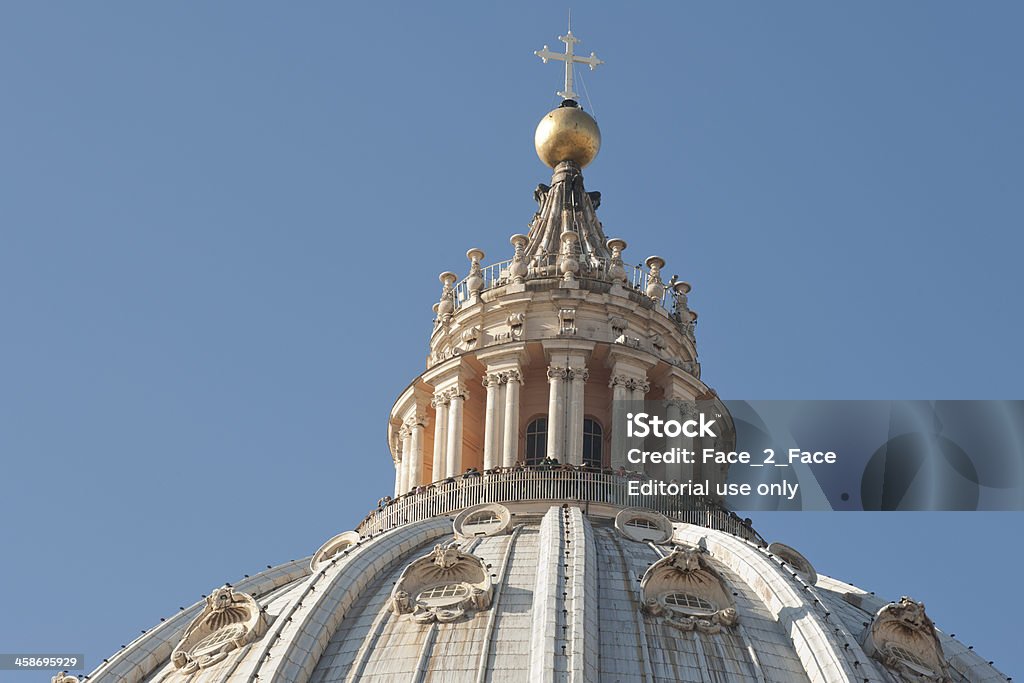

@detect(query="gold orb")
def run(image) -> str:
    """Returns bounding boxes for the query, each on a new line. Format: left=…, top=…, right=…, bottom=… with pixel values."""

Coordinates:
left=534, top=102, right=601, bottom=168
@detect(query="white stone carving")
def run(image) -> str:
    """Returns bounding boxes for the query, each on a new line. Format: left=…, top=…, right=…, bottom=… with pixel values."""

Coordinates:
left=863, top=596, right=950, bottom=682
left=606, top=238, right=627, bottom=285
left=509, top=234, right=529, bottom=284
left=644, top=256, right=666, bottom=300
left=465, top=248, right=485, bottom=297
left=608, top=315, right=627, bottom=337
left=436, top=272, right=457, bottom=324
left=640, top=545, right=738, bottom=632
left=51, top=674, right=78, bottom=683
left=461, top=325, right=482, bottom=346
left=609, top=375, right=649, bottom=393
left=558, top=307, right=577, bottom=335
left=389, top=545, right=493, bottom=624
left=559, top=231, right=580, bottom=282
left=669, top=277, right=691, bottom=321
left=506, top=312, right=526, bottom=339
left=170, top=587, right=268, bottom=675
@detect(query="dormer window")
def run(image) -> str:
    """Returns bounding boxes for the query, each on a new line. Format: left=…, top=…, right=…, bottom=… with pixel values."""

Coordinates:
left=417, top=584, right=471, bottom=608
left=624, top=517, right=661, bottom=530
left=615, top=508, right=673, bottom=543
left=464, top=511, right=501, bottom=526
left=663, top=592, right=716, bottom=616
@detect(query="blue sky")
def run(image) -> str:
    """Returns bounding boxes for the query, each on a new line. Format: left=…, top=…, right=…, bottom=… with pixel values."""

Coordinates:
left=1, top=2, right=1022, bottom=678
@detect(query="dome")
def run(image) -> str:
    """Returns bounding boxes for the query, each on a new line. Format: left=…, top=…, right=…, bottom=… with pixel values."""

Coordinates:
left=535, top=100, right=601, bottom=168
left=75, top=29, right=1008, bottom=683
left=81, top=492, right=1003, bottom=682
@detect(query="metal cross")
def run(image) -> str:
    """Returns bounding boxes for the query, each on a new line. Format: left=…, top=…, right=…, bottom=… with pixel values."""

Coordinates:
left=535, top=29, right=603, bottom=101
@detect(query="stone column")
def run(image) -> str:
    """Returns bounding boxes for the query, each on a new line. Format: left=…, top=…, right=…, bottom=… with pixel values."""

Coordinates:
left=665, top=399, right=697, bottom=484
left=482, top=373, right=503, bottom=470
left=445, top=386, right=467, bottom=477
left=399, top=424, right=412, bottom=493
left=407, top=413, right=426, bottom=489
left=629, top=379, right=650, bottom=463
left=631, top=378, right=650, bottom=403
left=567, top=367, right=589, bottom=465
left=609, top=375, right=630, bottom=470
left=501, top=370, right=522, bottom=467
left=393, top=452, right=403, bottom=497
left=431, top=391, right=449, bottom=482
left=546, top=365, right=567, bottom=462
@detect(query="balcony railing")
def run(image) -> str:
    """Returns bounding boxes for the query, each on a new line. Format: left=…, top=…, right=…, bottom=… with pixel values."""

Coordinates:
left=356, top=469, right=764, bottom=546
left=451, top=255, right=675, bottom=314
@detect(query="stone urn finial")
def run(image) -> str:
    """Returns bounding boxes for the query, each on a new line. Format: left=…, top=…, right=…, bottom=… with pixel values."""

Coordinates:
left=437, top=271, right=457, bottom=321
left=644, top=255, right=666, bottom=300
left=607, top=238, right=627, bottom=285
left=670, top=278, right=692, bottom=319
left=509, top=234, right=529, bottom=284
left=683, top=310, right=698, bottom=339
left=559, top=231, right=580, bottom=282
left=465, top=248, right=486, bottom=298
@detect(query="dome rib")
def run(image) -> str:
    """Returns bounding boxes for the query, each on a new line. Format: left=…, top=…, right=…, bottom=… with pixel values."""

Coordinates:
left=525, top=161, right=610, bottom=267
left=243, top=518, right=451, bottom=683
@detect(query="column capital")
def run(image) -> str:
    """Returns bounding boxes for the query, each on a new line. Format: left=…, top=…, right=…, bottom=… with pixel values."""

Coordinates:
left=609, top=374, right=647, bottom=392
left=434, top=383, right=469, bottom=404
left=547, top=364, right=569, bottom=381
left=486, top=369, right=525, bottom=386
left=567, top=366, right=589, bottom=382
left=404, top=411, right=429, bottom=428
left=665, top=398, right=698, bottom=419
left=503, top=369, right=524, bottom=384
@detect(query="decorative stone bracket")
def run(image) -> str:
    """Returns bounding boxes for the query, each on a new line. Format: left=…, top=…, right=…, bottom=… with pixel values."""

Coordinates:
left=170, top=587, right=268, bottom=675
left=639, top=545, right=738, bottom=633
left=388, top=544, right=493, bottom=624
left=862, top=596, right=951, bottom=682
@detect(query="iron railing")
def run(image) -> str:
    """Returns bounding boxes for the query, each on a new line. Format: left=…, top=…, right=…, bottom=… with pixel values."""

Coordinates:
left=356, top=469, right=764, bottom=546
left=450, top=255, right=674, bottom=313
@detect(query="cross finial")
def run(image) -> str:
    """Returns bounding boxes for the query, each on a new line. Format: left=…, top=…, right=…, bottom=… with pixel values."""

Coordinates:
left=535, top=26, right=603, bottom=101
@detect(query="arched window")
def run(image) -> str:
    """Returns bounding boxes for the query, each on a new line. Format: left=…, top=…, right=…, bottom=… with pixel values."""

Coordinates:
left=583, top=418, right=603, bottom=468
left=525, top=417, right=547, bottom=465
